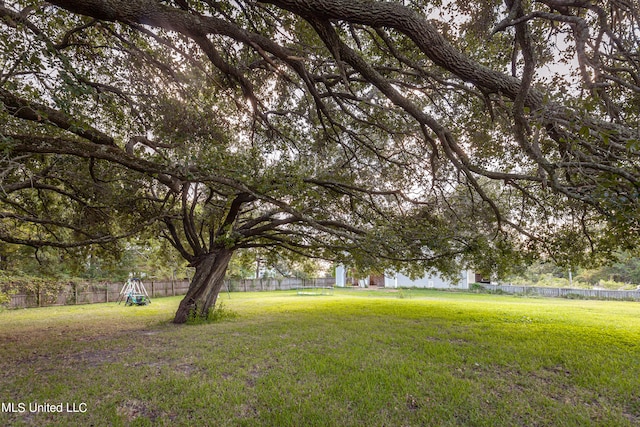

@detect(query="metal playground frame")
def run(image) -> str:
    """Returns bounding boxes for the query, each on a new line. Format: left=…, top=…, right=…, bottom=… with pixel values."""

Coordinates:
left=117, top=278, right=151, bottom=306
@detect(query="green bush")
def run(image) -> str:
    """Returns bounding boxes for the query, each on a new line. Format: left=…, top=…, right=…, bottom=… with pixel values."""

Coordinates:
left=0, top=290, right=9, bottom=309
left=596, top=279, right=637, bottom=290
left=469, top=283, right=487, bottom=292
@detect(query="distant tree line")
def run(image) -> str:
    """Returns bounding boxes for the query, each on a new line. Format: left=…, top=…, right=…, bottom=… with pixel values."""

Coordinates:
left=509, top=253, right=640, bottom=289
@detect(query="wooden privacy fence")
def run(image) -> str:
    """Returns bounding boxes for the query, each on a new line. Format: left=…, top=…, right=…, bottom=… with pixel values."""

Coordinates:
left=5, top=277, right=335, bottom=309
left=226, top=277, right=334, bottom=292
left=480, top=284, right=640, bottom=300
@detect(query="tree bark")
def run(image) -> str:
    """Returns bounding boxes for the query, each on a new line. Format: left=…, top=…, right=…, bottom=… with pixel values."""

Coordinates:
left=173, top=248, right=233, bottom=324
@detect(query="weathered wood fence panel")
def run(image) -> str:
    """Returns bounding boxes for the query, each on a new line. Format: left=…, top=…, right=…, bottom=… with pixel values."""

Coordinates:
left=225, top=277, right=334, bottom=292
left=5, top=277, right=335, bottom=309
left=480, top=284, right=640, bottom=300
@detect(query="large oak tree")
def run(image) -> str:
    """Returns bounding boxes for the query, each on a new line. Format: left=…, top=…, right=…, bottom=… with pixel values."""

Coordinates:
left=1, top=0, right=638, bottom=322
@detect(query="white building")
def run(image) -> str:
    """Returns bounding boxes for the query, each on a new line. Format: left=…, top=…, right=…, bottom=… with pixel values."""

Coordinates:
left=335, top=265, right=475, bottom=290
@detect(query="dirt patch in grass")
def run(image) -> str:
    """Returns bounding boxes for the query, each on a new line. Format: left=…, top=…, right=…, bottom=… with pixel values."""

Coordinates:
left=471, top=363, right=615, bottom=423
left=621, top=396, right=640, bottom=424
left=174, top=362, right=204, bottom=376
left=65, top=348, right=133, bottom=365
left=234, top=402, right=259, bottom=419
left=405, top=394, right=420, bottom=411
left=245, top=364, right=271, bottom=387
left=117, top=399, right=161, bottom=422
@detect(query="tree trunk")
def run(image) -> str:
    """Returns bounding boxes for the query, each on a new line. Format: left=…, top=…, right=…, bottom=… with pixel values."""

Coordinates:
left=173, top=248, right=233, bottom=324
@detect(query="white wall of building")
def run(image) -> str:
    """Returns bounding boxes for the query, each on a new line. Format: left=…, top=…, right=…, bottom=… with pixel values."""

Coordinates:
left=335, top=265, right=370, bottom=288
left=335, top=265, right=474, bottom=290
left=384, top=270, right=473, bottom=289
left=335, top=264, right=347, bottom=287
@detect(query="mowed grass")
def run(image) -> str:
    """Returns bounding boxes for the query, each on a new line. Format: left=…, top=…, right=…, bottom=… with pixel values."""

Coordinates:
left=1, top=289, right=640, bottom=426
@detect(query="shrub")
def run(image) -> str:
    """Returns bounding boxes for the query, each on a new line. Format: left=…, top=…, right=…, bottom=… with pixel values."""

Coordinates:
left=0, top=290, right=9, bottom=309
left=469, top=283, right=486, bottom=292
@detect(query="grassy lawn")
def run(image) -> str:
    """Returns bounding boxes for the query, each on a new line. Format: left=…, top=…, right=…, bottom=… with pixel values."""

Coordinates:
left=1, top=289, right=640, bottom=426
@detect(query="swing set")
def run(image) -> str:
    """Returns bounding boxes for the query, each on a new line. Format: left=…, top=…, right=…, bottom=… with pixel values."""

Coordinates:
left=117, top=278, right=151, bottom=306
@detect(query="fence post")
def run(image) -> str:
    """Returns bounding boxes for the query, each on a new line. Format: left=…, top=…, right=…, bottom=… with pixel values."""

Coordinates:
left=74, top=283, right=78, bottom=305
left=151, top=281, right=155, bottom=298
left=106, top=283, right=109, bottom=303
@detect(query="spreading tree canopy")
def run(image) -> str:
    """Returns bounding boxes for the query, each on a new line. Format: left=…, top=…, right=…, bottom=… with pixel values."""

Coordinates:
left=1, top=0, right=638, bottom=322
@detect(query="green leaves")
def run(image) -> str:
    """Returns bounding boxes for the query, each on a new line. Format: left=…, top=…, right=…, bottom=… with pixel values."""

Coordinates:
left=1, top=0, right=639, bottom=290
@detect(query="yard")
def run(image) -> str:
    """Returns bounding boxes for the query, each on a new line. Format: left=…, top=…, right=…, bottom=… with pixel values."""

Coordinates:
left=1, top=289, right=639, bottom=426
